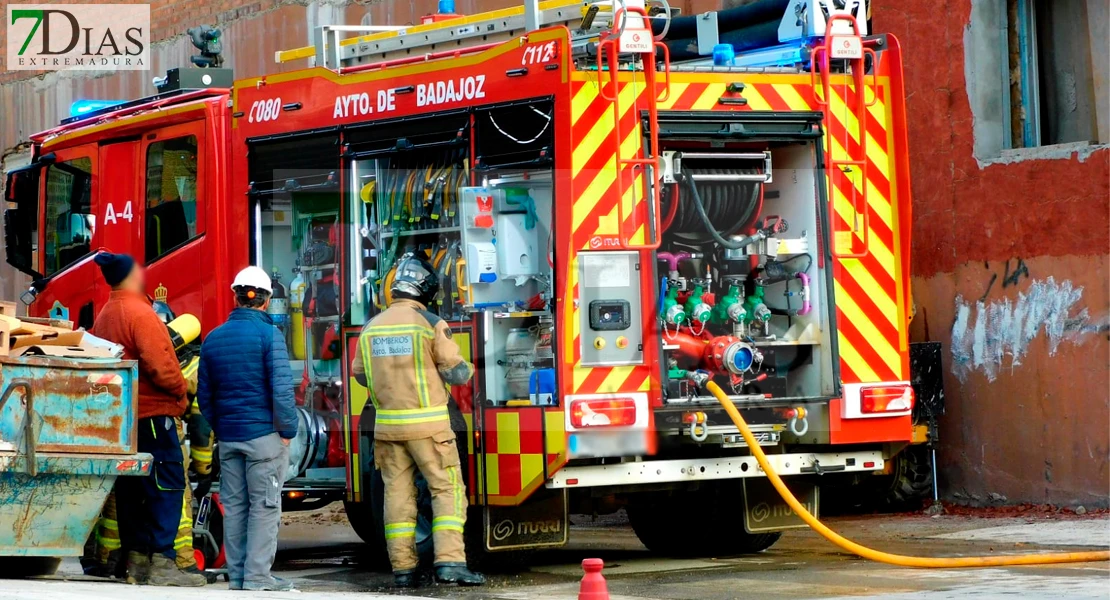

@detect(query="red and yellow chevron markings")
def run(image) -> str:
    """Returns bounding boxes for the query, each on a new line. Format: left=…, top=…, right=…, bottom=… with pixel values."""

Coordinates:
left=561, top=72, right=658, bottom=397
left=564, top=71, right=906, bottom=390
left=822, top=82, right=907, bottom=383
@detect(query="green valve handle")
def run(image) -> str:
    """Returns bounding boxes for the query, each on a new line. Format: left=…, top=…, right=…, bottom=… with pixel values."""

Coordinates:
left=663, top=286, right=686, bottom=325
left=685, top=285, right=712, bottom=324
left=743, top=285, right=771, bottom=323
left=712, top=285, right=745, bottom=324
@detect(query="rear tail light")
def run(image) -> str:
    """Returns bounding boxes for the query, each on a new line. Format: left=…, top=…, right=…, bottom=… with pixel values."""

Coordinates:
left=860, top=385, right=914, bottom=414
left=570, top=397, right=638, bottom=428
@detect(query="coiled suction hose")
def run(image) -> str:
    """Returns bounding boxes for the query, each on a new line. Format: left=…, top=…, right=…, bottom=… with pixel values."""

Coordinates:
left=665, top=167, right=761, bottom=245
left=706, top=381, right=1110, bottom=567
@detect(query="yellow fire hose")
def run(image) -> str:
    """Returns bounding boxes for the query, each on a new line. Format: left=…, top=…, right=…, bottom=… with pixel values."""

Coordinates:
left=706, top=381, right=1110, bottom=567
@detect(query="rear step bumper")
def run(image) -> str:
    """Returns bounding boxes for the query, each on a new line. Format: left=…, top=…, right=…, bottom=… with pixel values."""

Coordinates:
left=545, top=450, right=884, bottom=489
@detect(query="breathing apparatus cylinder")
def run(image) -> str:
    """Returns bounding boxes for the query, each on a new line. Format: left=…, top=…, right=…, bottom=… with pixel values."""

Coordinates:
left=166, top=314, right=201, bottom=352
left=289, top=271, right=307, bottom=360
left=267, top=268, right=290, bottom=338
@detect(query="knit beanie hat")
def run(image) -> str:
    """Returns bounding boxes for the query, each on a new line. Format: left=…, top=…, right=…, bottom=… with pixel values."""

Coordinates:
left=93, top=252, right=135, bottom=287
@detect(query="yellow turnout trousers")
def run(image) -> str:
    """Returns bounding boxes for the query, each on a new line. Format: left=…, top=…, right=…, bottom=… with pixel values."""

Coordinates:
left=376, top=431, right=467, bottom=572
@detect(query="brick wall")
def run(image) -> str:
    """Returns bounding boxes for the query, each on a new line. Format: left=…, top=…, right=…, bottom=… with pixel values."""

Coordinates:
left=874, top=0, right=1109, bottom=506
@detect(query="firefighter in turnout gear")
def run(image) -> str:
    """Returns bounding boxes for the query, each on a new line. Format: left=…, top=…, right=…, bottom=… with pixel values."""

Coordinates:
left=157, top=302, right=206, bottom=574
left=352, top=254, right=484, bottom=588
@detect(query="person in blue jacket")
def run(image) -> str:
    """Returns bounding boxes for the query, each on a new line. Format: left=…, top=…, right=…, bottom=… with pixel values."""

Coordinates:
left=196, top=266, right=297, bottom=592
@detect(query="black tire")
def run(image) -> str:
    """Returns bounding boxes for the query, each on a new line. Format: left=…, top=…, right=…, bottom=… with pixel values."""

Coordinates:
left=344, top=499, right=379, bottom=544
left=348, top=434, right=435, bottom=567
left=877, top=445, right=934, bottom=509
left=0, top=557, right=61, bottom=578
left=347, top=401, right=471, bottom=568
left=628, top=484, right=782, bottom=557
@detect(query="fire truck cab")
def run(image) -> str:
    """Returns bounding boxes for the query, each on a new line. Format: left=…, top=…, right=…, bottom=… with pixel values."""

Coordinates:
left=5, top=0, right=938, bottom=561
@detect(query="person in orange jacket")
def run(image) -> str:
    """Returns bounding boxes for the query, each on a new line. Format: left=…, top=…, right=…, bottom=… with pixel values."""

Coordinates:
left=90, top=252, right=206, bottom=588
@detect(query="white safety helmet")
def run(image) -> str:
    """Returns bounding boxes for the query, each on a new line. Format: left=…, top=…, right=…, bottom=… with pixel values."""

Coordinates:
left=230, top=266, right=273, bottom=293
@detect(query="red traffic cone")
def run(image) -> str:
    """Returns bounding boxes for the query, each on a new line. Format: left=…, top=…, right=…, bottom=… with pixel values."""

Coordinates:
left=578, top=558, right=609, bottom=600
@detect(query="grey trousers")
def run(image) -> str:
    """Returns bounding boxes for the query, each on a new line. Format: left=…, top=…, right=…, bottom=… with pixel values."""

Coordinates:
left=219, top=433, right=288, bottom=587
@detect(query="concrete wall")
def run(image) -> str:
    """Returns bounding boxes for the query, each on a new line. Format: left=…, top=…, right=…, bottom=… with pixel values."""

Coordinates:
left=1, top=0, right=1107, bottom=505
left=875, top=0, right=1109, bottom=506
left=1085, top=0, right=1109, bottom=145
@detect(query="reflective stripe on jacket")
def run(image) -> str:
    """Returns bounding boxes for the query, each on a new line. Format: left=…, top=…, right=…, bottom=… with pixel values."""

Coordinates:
left=353, top=299, right=473, bottom=441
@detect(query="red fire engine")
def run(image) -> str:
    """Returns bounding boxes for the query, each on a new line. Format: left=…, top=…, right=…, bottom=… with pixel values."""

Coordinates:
left=5, top=0, right=940, bottom=561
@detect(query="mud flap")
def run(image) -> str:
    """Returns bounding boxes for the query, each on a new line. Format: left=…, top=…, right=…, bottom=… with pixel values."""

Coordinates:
left=484, top=487, right=568, bottom=551
left=910, top=341, right=945, bottom=418
left=743, top=478, right=818, bottom=533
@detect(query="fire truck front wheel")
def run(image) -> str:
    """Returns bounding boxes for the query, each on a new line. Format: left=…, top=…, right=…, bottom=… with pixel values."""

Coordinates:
left=627, top=484, right=782, bottom=557
left=346, top=437, right=436, bottom=567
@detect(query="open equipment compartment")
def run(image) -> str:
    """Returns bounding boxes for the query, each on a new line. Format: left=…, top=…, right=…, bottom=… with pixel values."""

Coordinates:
left=248, top=132, right=347, bottom=487
left=349, top=98, right=557, bottom=409
left=653, top=110, right=838, bottom=418
left=467, top=98, right=556, bottom=407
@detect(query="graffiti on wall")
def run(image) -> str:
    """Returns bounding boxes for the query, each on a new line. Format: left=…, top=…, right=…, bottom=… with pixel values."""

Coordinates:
left=951, top=273, right=1100, bottom=382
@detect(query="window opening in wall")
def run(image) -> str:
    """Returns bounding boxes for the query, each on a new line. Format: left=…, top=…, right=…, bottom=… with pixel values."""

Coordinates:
left=43, top=157, right=93, bottom=276
left=146, top=135, right=199, bottom=261
left=1006, top=0, right=1100, bottom=148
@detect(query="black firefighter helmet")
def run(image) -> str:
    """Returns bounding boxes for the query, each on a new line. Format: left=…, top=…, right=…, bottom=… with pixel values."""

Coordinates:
left=390, top=253, right=439, bottom=307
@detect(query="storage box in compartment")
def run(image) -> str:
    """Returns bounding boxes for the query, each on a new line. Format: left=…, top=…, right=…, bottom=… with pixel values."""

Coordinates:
left=0, top=356, right=138, bottom=455
left=481, top=313, right=555, bottom=406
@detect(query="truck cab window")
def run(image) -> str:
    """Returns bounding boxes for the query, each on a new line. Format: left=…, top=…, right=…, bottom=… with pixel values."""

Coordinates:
left=146, top=135, right=199, bottom=261
left=43, top=157, right=94, bottom=276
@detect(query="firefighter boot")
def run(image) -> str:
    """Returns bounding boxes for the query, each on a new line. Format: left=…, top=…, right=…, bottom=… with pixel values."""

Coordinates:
left=125, top=551, right=151, bottom=585
left=435, top=564, right=485, bottom=586
left=394, top=569, right=418, bottom=588
left=147, top=554, right=207, bottom=587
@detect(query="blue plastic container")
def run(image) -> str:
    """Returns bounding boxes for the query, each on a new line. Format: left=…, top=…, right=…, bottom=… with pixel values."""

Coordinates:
left=529, top=368, right=556, bottom=405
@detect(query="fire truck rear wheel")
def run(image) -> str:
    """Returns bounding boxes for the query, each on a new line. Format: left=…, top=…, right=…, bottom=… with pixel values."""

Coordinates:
left=344, top=499, right=381, bottom=548
left=627, top=486, right=782, bottom=557
left=876, top=444, right=934, bottom=509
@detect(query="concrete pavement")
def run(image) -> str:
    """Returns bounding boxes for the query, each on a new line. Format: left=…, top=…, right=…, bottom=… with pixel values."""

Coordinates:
left=2, top=512, right=1107, bottom=600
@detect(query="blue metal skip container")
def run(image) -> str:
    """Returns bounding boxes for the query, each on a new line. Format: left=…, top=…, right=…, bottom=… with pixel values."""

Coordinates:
left=0, top=355, right=152, bottom=559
